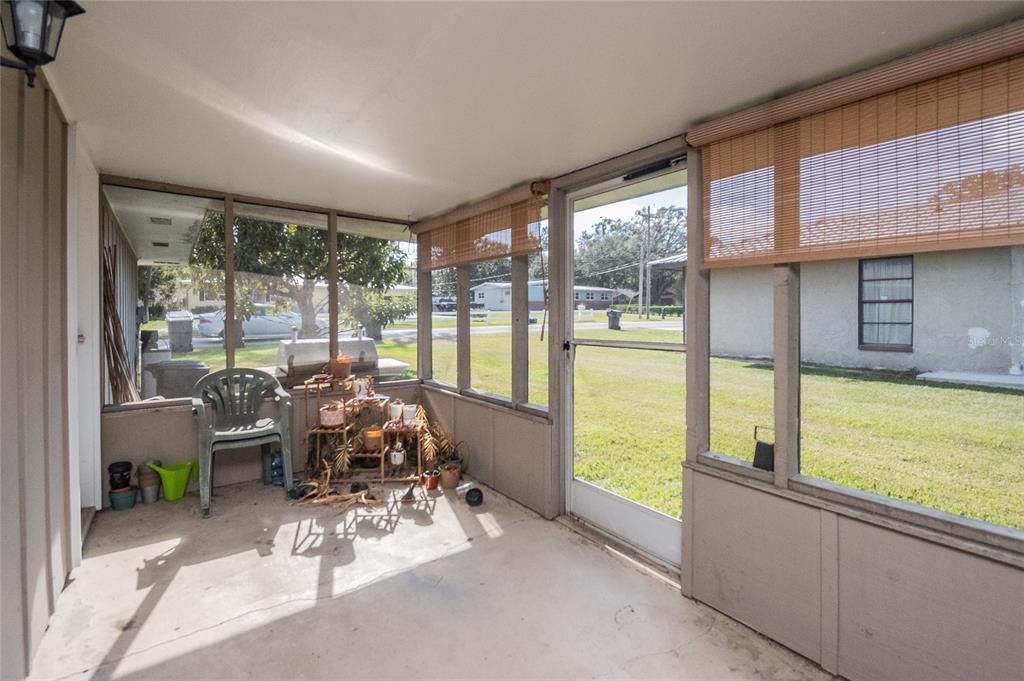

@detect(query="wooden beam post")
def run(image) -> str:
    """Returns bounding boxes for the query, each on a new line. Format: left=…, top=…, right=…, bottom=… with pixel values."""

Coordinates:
left=223, top=196, right=236, bottom=368
left=417, top=254, right=433, bottom=381
left=547, top=185, right=570, bottom=518
left=773, top=263, right=801, bottom=487
left=511, top=254, right=529, bottom=404
left=456, top=266, right=471, bottom=391
left=327, top=210, right=338, bottom=360
left=682, top=145, right=707, bottom=597
left=684, top=147, right=709, bottom=463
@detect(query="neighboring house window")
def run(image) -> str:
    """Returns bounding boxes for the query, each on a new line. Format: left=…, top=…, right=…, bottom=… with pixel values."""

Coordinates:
left=585, top=291, right=595, bottom=300
left=600, top=292, right=610, bottom=300
left=477, top=291, right=485, bottom=301
left=859, top=256, right=913, bottom=349
left=574, top=290, right=580, bottom=300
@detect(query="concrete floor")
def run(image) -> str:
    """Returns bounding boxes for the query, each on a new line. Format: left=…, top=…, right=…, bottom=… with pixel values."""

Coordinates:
left=30, top=481, right=832, bottom=681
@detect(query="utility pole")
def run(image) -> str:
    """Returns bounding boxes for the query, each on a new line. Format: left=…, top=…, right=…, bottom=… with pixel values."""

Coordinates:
left=637, top=210, right=645, bottom=319
left=638, top=206, right=652, bottom=319
left=645, top=207, right=652, bottom=319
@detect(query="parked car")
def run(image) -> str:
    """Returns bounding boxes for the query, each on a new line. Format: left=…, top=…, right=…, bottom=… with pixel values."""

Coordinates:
left=196, top=305, right=328, bottom=339
left=433, top=297, right=456, bottom=312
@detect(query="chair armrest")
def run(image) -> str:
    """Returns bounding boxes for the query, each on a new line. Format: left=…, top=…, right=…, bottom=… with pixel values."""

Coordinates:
left=273, top=386, right=292, bottom=402
left=192, top=398, right=212, bottom=432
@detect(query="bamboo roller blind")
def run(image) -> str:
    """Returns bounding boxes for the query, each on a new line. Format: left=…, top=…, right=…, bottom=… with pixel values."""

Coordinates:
left=700, top=53, right=1024, bottom=266
left=418, top=196, right=546, bottom=271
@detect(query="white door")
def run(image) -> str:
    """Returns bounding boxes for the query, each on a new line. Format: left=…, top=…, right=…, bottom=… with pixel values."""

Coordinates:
left=566, top=166, right=688, bottom=568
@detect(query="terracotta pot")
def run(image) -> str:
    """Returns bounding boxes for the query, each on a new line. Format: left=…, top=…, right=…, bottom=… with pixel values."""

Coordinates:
left=331, top=355, right=352, bottom=378
left=440, top=464, right=461, bottom=490
left=364, top=428, right=383, bottom=451
left=424, top=470, right=440, bottom=490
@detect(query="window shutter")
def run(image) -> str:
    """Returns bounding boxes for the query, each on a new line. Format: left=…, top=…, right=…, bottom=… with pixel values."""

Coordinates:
left=693, top=26, right=1024, bottom=268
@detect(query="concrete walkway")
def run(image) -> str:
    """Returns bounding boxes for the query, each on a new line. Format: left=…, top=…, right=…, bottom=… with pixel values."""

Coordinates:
left=30, top=482, right=828, bottom=681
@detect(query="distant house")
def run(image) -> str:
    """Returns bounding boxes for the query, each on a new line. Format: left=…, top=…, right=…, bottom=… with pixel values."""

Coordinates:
left=471, top=280, right=617, bottom=311
left=653, top=246, right=1024, bottom=374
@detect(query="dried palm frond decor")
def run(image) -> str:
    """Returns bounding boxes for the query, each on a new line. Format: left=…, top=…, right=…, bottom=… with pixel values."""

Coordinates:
left=415, top=405, right=464, bottom=469
left=297, top=467, right=381, bottom=511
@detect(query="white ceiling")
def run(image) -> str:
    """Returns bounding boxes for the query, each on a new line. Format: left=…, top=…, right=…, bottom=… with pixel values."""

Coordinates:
left=49, top=2, right=1023, bottom=224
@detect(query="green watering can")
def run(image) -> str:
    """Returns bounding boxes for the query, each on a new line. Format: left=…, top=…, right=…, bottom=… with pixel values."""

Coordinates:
left=147, top=460, right=198, bottom=502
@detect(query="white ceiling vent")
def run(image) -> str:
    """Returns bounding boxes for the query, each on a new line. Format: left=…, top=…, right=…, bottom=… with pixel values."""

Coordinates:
left=152, top=241, right=170, bottom=247
left=150, top=216, right=172, bottom=225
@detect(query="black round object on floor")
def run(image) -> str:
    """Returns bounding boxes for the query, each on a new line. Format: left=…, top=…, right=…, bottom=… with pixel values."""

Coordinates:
left=465, top=487, right=484, bottom=507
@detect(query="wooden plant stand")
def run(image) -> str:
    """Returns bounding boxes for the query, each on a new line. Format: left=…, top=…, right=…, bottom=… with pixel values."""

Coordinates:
left=303, top=376, right=424, bottom=484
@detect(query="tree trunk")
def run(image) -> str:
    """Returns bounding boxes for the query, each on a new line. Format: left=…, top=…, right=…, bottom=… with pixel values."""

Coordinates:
left=364, top=321, right=383, bottom=341
left=296, top=279, right=320, bottom=338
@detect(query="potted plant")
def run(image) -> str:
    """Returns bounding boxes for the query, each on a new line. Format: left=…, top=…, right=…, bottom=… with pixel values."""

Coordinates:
left=414, top=406, right=466, bottom=489
left=319, top=401, right=347, bottom=428
left=437, top=442, right=465, bottom=490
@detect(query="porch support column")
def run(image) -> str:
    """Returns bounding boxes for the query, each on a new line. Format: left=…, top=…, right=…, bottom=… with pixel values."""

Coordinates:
left=511, top=254, right=529, bottom=404
left=223, top=196, right=236, bottom=368
left=327, top=210, right=338, bottom=360
left=456, top=265, right=471, bottom=391
left=548, top=185, right=570, bottom=518
left=773, top=263, right=800, bottom=487
left=327, top=210, right=339, bottom=360
left=417, top=252, right=432, bottom=381
left=682, top=145, right=707, bottom=597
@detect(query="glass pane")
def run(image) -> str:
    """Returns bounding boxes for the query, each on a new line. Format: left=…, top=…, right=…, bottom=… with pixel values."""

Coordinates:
left=862, top=302, right=912, bottom=323
left=103, top=186, right=226, bottom=402
left=802, top=249, right=1024, bottom=530
left=231, top=205, right=328, bottom=372
left=574, top=346, right=685, bottom=518
left=527, top=232, right=550, bottom=406
left=709, top=268, right=774, bottom=461
left=469, top=258, right=512, bottom=396
left=862, top=278, right=912, bottom=301
left=573, top=169, right=687, bottom=341
left=430, top=268, right=458, bottom=384
left=862, top=257, right=912, bottom=280
left=176, top=207, right=228, bottom=374
left=336, top=236, right=416, bottom=383
left=863, top=322, right=912, bottom=346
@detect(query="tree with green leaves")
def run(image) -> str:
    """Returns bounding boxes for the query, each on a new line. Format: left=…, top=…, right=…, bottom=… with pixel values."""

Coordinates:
left=190, top=211, right=409, bottom=340
left=138, top=265, right=180, bottom=317
left=574, top=205, right=685, bottom=305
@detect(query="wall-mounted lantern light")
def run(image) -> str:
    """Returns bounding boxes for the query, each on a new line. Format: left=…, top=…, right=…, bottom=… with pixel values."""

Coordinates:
left=1, top=0, right=84, bottom=87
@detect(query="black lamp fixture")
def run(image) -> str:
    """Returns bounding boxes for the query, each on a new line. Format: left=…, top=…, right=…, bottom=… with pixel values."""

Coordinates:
left=1, top=0, right=84, bottom=87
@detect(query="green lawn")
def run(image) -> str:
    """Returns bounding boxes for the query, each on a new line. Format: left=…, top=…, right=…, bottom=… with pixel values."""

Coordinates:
left=178, top=342, right=278, bottom=373
left=163, top=322, right=1024, bottom=529
left=411, top=328, right=1022, bottom=529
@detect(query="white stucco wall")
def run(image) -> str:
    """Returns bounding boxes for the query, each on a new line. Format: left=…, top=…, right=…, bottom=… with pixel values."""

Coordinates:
left=709, top=247, right=1018, bottom=373
left=710, top=266, right=774, bottom=359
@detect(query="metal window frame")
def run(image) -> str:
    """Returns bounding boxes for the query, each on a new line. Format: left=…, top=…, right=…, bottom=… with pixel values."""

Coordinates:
left=857, top=255, right=914, bottom=351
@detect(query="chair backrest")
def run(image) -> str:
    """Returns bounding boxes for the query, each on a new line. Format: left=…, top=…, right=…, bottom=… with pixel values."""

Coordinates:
left=193, top=368, right=281, bottom=428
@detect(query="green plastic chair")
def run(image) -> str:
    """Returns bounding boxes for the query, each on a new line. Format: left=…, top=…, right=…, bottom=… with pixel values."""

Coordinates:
left=191, top=368, right=293, bottom=517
